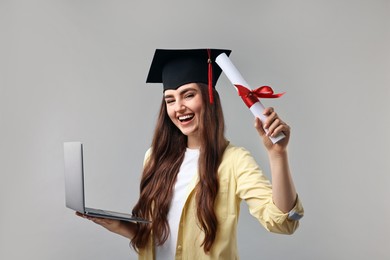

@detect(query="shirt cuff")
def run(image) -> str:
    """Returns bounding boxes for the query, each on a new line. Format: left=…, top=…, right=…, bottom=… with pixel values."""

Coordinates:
left=288, top=210, right=303, bottom=221
left=286, top=195, right=304, bottom=221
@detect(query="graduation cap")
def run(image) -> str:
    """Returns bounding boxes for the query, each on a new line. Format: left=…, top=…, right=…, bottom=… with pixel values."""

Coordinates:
left=146, top=48, right=232, bottom=103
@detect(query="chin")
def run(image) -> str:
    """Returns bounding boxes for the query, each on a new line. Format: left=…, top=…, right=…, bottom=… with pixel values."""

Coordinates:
left=180, top=128, right=198, bottom=137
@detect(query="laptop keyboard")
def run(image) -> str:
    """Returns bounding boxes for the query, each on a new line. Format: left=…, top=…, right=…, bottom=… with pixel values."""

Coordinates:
left=86, top=208, right=115, bottom=216
left=85, top=207, right=150, bottom=223
left=93, top=208, right=108, bottom=214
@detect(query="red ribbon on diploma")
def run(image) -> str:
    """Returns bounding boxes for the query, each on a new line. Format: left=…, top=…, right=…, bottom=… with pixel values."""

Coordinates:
left=234, top=84, right=285, bottom=108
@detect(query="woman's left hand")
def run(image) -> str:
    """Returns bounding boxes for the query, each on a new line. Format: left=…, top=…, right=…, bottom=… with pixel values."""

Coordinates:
left=254, top=107, right=290, bottom=154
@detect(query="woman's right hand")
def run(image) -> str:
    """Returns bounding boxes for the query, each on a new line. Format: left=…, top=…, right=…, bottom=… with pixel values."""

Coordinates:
left=75, top=212, right=136, bottom=239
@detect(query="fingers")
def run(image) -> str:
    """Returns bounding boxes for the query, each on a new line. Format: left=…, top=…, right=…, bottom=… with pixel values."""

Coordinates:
left=91, top=217, right=110, bottom=225
left=254, top=117, right=265, bottom=136
left=74, top=212, right=112, bottom=225
left=75, top=212, right=86, bottom=218
left=262, top=107, right=276, bottom=129
left=261, top=107, right=290, bottom=137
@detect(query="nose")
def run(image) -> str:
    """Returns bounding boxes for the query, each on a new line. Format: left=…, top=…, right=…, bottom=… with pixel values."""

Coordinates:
left=174, top=100, right=185, bottom=112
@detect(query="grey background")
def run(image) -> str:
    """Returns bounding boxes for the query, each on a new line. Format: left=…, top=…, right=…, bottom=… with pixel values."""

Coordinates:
left=1, top=0, right=389, bottom=259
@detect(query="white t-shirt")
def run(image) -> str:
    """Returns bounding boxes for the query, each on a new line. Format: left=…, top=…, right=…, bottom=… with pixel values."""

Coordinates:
left=156, top=148, right=199, bottom=259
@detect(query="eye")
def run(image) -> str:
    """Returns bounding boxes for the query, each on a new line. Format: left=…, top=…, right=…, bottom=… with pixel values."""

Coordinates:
left=165, top=99, right=175, bottom=105
left=185, top=92, right=195, bottom=99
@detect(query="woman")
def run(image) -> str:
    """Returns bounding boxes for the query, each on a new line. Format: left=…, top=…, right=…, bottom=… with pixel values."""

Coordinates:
left=77, top=48, right=304, bottom=259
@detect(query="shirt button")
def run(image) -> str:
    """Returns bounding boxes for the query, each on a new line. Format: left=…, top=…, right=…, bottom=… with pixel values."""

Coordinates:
left=177, top=245, right=182, bottom=250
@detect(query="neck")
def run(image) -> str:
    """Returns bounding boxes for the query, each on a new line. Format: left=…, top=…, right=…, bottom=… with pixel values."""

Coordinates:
left=187, top=135, right=201, bottom=149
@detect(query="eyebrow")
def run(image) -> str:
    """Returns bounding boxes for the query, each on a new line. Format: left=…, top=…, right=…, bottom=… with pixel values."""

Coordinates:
left=164, top=87, right=197, bottom=99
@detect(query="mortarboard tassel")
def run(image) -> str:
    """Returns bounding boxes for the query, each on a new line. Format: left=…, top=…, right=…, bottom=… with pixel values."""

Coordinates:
left=207, top=49, right=214, bottom=104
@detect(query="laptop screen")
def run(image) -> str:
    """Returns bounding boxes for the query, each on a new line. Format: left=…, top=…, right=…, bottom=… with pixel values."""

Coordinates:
left=63, top=142, right=86, bottom=213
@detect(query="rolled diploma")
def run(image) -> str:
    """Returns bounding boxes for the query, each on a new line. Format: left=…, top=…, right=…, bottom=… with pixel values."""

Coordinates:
left=215, top=53, right=285, bottom=144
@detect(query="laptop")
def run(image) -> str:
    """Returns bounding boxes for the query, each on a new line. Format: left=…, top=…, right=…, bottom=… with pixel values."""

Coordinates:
left=63, top=141, right=150, bottom=223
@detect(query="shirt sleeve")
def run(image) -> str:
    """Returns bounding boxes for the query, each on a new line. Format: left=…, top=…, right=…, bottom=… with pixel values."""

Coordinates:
left=233, top=146, right=304, bottom=234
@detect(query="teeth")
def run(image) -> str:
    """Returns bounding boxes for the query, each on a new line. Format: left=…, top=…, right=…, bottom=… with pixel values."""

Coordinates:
left=178, top=114, right=194, bottom=121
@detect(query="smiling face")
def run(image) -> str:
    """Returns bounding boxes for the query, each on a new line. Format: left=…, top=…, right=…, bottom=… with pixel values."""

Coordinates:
left=164, top=83, right=203, bottom=148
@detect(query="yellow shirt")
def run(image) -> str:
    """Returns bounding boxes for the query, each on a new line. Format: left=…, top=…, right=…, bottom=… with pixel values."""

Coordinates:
left=138, top=144, right=304, bottom=260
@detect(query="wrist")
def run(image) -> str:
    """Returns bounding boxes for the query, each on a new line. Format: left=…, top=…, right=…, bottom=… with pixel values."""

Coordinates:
left=118, top=221, right=137, bottom=239
left=268, top=149, right=288, bottom=160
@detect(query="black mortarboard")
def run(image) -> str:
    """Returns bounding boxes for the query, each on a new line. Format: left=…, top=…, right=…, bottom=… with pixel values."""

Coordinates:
left=146, top=48, right=232, bottom=103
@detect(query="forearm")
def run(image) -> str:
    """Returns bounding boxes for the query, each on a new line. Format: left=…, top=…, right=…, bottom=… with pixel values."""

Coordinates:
left=269, top=150, right=297, bottom=213
left=114, top=221, right=138, bottom=239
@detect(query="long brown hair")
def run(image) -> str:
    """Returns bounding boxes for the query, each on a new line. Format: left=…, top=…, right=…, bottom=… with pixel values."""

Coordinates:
left=131, top=83, right=227, bottom=252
